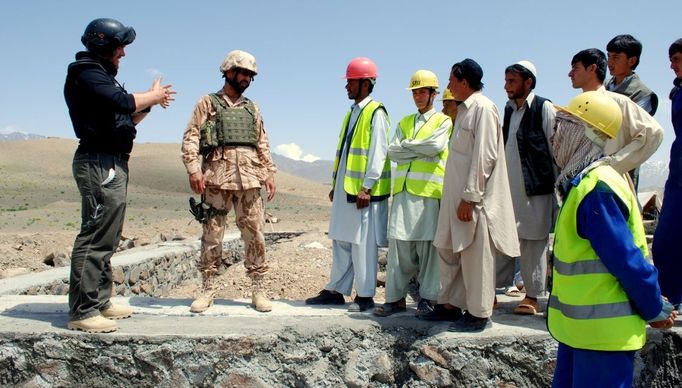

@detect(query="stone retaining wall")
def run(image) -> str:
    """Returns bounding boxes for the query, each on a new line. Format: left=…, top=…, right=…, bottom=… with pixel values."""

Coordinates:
left=0, top=326, right=680, bottom=387
left=17, top=232, right=301, bottom=297
left=20, top=241, right=236, bottom=298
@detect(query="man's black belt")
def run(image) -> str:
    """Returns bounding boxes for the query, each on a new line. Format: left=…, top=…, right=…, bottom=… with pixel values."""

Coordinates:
left=77, top=150, right=130, bottom=161
left=110, top=152, right=130, bottom=161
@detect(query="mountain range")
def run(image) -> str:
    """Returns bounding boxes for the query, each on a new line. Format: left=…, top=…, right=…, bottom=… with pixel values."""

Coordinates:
left=271, top=153, right=334, bottom=185
left=638, top=160, right=669, bottom=191
left=0, top=132, right=46, bottom=141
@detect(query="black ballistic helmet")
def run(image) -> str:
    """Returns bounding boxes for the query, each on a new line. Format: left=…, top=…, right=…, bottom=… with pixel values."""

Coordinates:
left=81, top=18, right=136, bottom=51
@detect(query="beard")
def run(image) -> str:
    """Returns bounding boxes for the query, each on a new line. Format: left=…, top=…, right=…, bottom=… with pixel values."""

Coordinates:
left=507, top=89, right=524, bottom=100
left=227, top=77, right=249, bottom=94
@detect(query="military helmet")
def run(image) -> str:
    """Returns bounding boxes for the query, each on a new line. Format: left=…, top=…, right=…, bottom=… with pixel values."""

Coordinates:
left=220, top=50, right=258, bottom=75
left=81, top=18, right=136, bottom=50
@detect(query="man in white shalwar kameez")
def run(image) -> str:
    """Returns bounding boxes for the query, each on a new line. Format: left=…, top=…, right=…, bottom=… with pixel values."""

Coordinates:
left=373, top=70, right=452, bottom=317
left=433, top=59, right=520, bottom=332
left=305, top=57, right=391, bottom=312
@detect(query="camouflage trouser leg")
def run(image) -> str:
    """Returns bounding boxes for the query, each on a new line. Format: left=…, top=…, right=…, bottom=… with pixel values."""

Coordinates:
left=200, top=187, right=268, bottom=285
left=199, top=187, right=232, bottom=291
left=233, top=188, right=268, bottom=280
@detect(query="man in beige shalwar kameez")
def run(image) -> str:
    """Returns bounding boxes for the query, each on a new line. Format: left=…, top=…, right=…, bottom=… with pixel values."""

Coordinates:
left=432, top=59, right=520, bottom=332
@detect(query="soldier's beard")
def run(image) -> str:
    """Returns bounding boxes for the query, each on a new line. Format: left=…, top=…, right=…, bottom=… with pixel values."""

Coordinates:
left=227, top=76, right=248, bottom=94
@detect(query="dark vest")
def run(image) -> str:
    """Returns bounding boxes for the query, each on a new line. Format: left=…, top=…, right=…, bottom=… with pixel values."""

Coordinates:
left=503, top=96, right=555, bottom=196
left=607, top=73, right=659, bottom=115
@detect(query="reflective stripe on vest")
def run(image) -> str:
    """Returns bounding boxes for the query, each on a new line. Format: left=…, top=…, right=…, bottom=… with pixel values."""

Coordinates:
left=548, top=295, right=636, bottom=320
left=548, top=165, right=648, bottom=351
left=332, top=101, right=391, bottom=196
left=392, top=112, right=451, bottom=198
left=552, top=258, right=609, bottom=275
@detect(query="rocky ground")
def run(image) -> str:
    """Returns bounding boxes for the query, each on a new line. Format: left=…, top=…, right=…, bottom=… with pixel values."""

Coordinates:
left=0, top=212, right=357, bottom=302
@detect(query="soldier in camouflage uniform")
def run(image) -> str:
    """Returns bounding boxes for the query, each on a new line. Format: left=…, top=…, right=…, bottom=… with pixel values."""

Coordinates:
left=181, top=50, right=277, bottom=313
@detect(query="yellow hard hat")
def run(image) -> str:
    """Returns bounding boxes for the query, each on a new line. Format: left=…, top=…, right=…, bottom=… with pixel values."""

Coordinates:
left=442, top=88, right=455, bottom=101
left=555, top=91, right=622, bottom=139
left=407, top=70, right=439, bottom=90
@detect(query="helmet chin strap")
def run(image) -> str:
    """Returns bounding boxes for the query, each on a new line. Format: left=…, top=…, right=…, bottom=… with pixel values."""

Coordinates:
left=428, top=89, right=436, bottom=109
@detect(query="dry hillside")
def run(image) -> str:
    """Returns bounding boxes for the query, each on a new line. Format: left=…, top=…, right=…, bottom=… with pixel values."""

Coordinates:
left=0, top=139, right=335, bottom=300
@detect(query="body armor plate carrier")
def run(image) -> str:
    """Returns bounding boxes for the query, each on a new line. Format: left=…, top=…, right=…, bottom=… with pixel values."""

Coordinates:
left=199, top=93, right=258, bottom=153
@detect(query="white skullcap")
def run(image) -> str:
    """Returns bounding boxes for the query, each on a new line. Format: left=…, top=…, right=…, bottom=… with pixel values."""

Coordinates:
left=516, top=60, right=537, bottom=78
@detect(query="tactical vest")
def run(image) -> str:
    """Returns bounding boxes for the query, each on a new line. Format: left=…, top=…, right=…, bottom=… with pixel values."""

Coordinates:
left=199, top=93, right=257, bottom=153
left=393, top=112, right=451, bottom=198
left=332, top=100, right=391, bottom=198
left=503, top=96, right=555, bottom=196
left=548, top=165, right=648, bottom=351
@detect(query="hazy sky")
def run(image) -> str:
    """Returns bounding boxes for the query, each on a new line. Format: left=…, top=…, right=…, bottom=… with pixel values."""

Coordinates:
left=1, top=1, right=679, bottom=163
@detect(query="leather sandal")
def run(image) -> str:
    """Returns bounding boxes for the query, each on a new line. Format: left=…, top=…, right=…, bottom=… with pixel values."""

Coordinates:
left=373, top=298, right=406, bottom=317
left=513, top=297, right=540, bottom=315
left=505, top=286, right=523, bottom=297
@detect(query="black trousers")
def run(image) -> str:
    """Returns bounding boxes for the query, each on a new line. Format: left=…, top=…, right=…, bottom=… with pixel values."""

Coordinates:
left=69, top=152, right=128, bottom=320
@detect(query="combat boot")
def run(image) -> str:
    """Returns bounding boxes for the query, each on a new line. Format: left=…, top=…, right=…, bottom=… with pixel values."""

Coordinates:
left=251, top=279, right=272, bottom=313
left=100, top=304, right=133, bottom=320
left=190, top=291, right=215, bottom=313
left=68, top=314, right=117, bottom=333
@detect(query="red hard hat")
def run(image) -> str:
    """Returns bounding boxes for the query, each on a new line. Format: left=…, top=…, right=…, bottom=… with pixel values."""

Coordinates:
left=344, top=57, right=378, bottom=79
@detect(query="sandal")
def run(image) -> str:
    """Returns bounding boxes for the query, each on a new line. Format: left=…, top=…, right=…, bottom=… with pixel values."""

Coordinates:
left=513, top=297, right=540, bottom=315
left=373, top=299, right=406, bottom=317
left=505, top=286, right=523, bottom=297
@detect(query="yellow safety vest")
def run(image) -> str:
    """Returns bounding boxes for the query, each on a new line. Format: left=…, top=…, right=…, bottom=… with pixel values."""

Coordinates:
left=392, top=112, right=451, bottom=198
left=548, top=165, right=648, bottom=351
left=332, top=100, right=391, bottom=196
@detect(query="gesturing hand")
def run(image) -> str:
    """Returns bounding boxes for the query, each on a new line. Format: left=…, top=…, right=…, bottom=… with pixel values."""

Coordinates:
left=150, top=78, right=176, bottom=109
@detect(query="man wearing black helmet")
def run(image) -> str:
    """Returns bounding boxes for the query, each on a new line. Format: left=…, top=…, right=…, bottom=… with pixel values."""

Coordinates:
left=64, top=18, right=175, bottom=333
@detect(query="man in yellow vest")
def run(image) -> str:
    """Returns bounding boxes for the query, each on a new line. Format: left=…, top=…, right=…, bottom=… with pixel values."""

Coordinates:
left=305, top=57, right=391, bottom=312
left=548, top=91, right=676, bottom=387
left=373, top=70, right=452, bottom=317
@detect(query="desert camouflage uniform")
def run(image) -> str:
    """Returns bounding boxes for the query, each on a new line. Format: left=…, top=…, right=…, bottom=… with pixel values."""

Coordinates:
left=181, top=91, right=276, bottom=290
